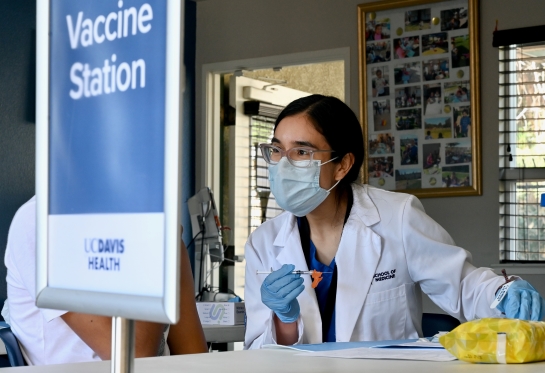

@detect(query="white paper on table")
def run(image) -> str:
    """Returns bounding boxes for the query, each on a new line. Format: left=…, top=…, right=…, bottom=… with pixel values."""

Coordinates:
left=373, top=340, right=444, bottom=349
left=295, top=347, right=456, bottom=362
left=262, top=344, right=311, bottom=352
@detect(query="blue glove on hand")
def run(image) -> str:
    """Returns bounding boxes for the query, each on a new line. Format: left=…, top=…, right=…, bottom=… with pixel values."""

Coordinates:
left=260, top=264, right=305, bottom=323
left=496, top=280, right=545, bottom=321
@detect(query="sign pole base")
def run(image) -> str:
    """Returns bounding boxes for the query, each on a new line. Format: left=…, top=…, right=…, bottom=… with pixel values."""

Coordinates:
left=111, top=317, right=135, bottom=373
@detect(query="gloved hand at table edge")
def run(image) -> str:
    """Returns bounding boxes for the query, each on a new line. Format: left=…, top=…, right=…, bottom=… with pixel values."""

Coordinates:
left=496, top=279, right=545, bottom=321
left=260, top=264, right=305, bottom=324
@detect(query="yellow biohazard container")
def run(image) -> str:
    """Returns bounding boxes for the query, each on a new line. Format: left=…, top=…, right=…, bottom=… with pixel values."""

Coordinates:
left=439, top=318, right=545, bottom=363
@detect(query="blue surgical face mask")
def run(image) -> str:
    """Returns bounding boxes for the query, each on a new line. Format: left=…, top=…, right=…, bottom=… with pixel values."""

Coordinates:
left=268, top=157, right=340, bottom=217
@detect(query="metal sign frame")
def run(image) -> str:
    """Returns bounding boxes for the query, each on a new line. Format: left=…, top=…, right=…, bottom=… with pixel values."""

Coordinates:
left=35, top=0, right=184, bottom=324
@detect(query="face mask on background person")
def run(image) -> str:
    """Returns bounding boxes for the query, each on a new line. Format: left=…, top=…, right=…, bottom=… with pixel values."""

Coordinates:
left=268, top=157, right=340, bottom=217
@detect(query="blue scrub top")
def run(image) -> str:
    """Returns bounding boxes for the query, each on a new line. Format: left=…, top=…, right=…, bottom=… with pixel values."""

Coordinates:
left=309, top=239, right=336, bottom=342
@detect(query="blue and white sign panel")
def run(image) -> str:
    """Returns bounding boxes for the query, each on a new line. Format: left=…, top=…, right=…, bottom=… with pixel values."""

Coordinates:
left=36, top=0, right=183, bottom=323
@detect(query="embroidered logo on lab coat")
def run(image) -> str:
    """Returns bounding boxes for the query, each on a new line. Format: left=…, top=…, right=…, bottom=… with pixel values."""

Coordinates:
left=374, top=269, right=396, bottom=282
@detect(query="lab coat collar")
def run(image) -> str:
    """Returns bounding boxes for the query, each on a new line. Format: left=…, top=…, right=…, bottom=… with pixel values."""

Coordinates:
left=274, top=215, right=304, bottom=265
left=350, top=184, right=381, bottom=227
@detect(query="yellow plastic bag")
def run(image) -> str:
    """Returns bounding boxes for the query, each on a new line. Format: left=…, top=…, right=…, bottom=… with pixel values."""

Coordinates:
left=439, top=318, right=545, bottom=363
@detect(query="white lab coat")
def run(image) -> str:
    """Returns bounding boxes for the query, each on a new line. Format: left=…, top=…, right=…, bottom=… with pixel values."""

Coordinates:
left=244, top=184, right=504, bottom=349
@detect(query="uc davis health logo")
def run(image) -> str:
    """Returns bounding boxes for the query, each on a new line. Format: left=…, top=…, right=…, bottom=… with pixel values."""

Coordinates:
left=209, top=304, right=226, bottom=323
left=85, top=238, right=124, bottom=272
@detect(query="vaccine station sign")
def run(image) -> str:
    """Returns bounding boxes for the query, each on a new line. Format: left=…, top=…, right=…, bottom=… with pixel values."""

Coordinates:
left=36, top=0, right=182, bottom=322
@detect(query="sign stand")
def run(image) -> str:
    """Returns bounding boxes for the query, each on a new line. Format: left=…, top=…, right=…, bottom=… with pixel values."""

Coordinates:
left=36, top=1, right=182, bottom=365
left=111, top=317, right=135, bottom=373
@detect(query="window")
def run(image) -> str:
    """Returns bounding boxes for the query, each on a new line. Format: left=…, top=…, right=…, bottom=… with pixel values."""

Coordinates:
left=248, top=115, right=283, bottom=233
left=496, top=27, right=545, bottom=262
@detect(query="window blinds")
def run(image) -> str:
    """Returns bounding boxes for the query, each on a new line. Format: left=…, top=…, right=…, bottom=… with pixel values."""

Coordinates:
left=497, top=34, right=545, bottom=261
left=248, top=115, right=283, bottom=234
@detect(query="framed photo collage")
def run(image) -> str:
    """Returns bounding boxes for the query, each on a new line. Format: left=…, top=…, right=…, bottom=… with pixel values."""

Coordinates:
left=359, top=0, right=481, bottom=197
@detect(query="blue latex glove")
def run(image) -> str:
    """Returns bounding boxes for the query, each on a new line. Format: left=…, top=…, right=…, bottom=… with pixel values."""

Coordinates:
left=260, top=264, right=305, bottom=323
left=496, top=280, right=545, bottom=321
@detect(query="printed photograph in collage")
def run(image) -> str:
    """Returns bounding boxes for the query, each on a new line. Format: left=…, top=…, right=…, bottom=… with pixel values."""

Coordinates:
left=394, top=62, right=421, bottom=85
left=423, top=83, right=442, bottom=116
left=371, top=66, right=390, bottom=97
left=395, top=169, right=422, bottom=190
left=421, top=32, right=449, bottom=56
left=424, top=117, right=452, bottom=139
left=404, top=8, right=431, bottom=31
left=400, top=135, right=418, bottom=165
left=366, top=17, right=391, bottom=41
left=442, top=165, right=470, bottom=187
left=445, top=140, right=472, bottom=164
left=369, top=133, right=395, bottom=155
left=451, top=35, right=470, bottom=68
left=423, top=58, right=449, bottom=81
left=453, top=105, right=471, bottom=138
left=394, top=37, right=420, bottom=59
left=373, top=100, right=391, bottom=131
left=368, top=156, right=394, bottom=179
left=441, top=7, right=468, bottom=31
left=367, top=41, right=391, bottom=64
left=395, top=86, right=422, bottom=109
left=444, top=81, right=470, bottom=103
left=423, top=143, right=441, bottom=175
left=395, top=108, right=422, bottom=131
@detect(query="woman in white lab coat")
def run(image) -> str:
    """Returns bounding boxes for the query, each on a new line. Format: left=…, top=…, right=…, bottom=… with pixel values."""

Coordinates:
left=244, top=95, right=544, bottom=349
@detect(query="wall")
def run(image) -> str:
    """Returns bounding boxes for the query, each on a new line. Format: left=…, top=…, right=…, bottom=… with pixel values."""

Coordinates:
left=195, top=0, right=545, bottom=303
left=0, top=0, right=36, bottom=301
left=242, top=62, right=345, bottom=101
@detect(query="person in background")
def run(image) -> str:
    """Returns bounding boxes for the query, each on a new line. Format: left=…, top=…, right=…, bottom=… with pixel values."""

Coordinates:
left=426, top=152, right=434, bottom=168
left=5, top=196, right=207, bottom=365
left=458, top=109, right=471, bottom=137
left=459, top=87, right=469, bottom=102
left=409, top=140, right=418, bottom=164
left=367, top=24, right=385, bottom=41
left=373, top=69, right=389, bottom=97
left=449, top=11, right=461, bottom=30
left=243, top=95, right=545, bottom=349
left=401, top=67, right=411, bottom=84
left=395, top=40, right=406, bottom=59
left=451, top=42, right=459, bottom=66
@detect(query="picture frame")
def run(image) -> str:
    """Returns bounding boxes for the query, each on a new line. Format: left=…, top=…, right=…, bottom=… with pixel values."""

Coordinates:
left=358, top=0, right=481, bottom=198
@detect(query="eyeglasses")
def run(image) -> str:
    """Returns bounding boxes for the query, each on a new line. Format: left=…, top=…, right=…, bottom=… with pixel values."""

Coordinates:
left=259, top=143, right=336, bottom=168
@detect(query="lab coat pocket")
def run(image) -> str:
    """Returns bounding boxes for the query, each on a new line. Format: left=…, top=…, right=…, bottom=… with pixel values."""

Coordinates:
left=355, top=284, right=407, bottom=341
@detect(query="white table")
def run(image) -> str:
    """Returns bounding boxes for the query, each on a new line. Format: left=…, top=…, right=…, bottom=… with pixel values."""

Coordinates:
left=0, top=324, right=244, bottom=361
left=0, top=349, right=543, bottom=373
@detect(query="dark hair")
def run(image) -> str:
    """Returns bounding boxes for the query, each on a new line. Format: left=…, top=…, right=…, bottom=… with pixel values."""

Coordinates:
left=274, top=95, right=364, bottom=194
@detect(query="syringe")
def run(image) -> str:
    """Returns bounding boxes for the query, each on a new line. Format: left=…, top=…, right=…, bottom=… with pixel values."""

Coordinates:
left=256, top=270, right=332, bottom=275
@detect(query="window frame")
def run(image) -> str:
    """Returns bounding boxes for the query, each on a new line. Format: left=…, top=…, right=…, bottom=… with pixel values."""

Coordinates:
left=496, top=27, right=545, bottom=264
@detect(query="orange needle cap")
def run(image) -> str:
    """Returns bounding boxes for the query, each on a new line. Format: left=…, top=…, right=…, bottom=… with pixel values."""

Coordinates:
left=311, top=269, right=323, bottom=289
